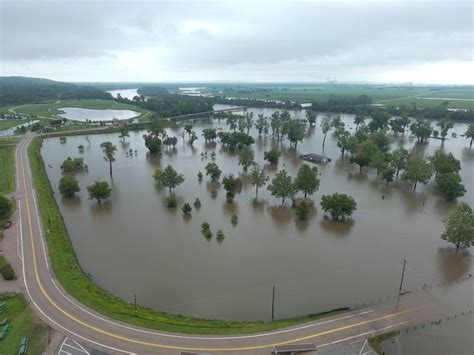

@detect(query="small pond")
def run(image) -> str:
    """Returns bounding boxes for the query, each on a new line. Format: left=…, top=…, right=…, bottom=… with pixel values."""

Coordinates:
left=58, top=107, right=139, bottom=122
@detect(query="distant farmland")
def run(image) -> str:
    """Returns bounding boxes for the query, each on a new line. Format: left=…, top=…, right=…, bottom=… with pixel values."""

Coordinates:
left=212, top=85, right=474, bottom=109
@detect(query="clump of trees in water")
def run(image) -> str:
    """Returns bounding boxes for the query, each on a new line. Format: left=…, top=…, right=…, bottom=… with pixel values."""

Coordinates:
left=60, top=157, right=85, bottom=173
left=153, top=165, right=185, bottom=196
left=442, top=203, right=474, bottom=251
left=87, top=180, right=111, bottom=204
left=58, top=176, right=80, bottom=197
left=321, top=193, right=357, bottom=220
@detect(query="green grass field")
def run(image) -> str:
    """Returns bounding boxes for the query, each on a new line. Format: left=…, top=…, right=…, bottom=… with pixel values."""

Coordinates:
left=0, top=294, right=48, bottom=355
left=0, top=139, right=18, bottom=195
left=382, top=97, right=474, bottom=110
left=215, top=86, right=473, bottom=109
left=10, top=99, right=148, bottom=119
left=0, top=120, right=25, bottom=131
left=27, top=136, right=346, bottom=334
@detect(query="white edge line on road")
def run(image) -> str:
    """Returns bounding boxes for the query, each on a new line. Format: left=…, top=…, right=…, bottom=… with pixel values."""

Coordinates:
left=359, top=339, right=368, bottom=355
left=63, top=342, right=88, bottom=353
left=49, top=274, right=374, bottom=341
left=17, top=199, right=23, bottom=260
left=24, top=139, right=51, bottom=274
left=18, top=138, right=130, bottom=355
left=318, top=321, right=407, bottom=348
left=68, top=338, right=90, bottom=354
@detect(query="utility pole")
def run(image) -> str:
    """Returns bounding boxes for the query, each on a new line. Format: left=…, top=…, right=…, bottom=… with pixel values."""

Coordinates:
left=397, top=259, right=407, bottom=307
left=271, top=285, right=276, bottom=321
left=134, top=293, right=137, bottom=317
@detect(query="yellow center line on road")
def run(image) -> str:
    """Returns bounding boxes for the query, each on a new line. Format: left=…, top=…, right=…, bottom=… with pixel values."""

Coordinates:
left=19, top=137, right=415, bottom=352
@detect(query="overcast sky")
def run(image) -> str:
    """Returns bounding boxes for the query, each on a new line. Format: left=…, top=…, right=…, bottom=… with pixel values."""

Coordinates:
left=1, top=0, right=473, bottom=84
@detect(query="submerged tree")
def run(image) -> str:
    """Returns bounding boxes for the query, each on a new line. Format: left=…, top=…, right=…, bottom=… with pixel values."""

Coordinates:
left=100, top=141, right=117, bottom=176
left=410, top=118, right=432, bottom=143
left=58, top=175, right=80, bottom=198
left=153, top=165, right=185, bottom=195
left=61, top=157, right=85, bottom=173
left=251, top=165, right=269, bottom=200
left=463, top=123, right=474, bottom=149
left=436, top=118, right=454, bottom=143
left=429, top=151, right=461, bottom=178
left=222, top=174, right=242, bottom=203
left=264, top=149, right=281, bottom=165
left=267, top=169, right=296, bottom=205
left=381, top=166, right=396, bottom=187
left=144, top=117, right=163, bottom=154
left=305, top=110, right=317, bottom=127
left=202, top=128, right=217, bottom=143
left=87, top=180, right=112, bottom=204
left=388, top=147, right=410, bottom=178
left=353, top=114, right=366, bottom=132
left=436, top=172, right=466, bottom=200
left=295, top=200, right=310, bottom=220
left=441, top=203, right=474, bottom=251
left=238, top=146, right=255, bottom=172
left=182, top=203, right=192, bottom=216
left=287, top=119, right=307, bottom=149
left=294, top=164, right=320, bottom=198
left=205, top=162, right=222, bottom=181
left=320, top=193, right=357, bottom=221
left=350, top=140, right=379, bottom=173
left=118, top=129, right=130, bottom=141
left=320, top=117, right=332, bottom=147
left=370, top=151, right=388, bottom=176
left=255, top=114, right=269, bottom=136
left=401, top=157, right=433, bottom=191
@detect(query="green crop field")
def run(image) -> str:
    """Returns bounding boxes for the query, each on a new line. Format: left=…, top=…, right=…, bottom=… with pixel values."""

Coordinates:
left=9, top=99, right=148, bottom=118
left=214, top=86, right=474, bottom=109
left=382, top=97, right=474, bottom=110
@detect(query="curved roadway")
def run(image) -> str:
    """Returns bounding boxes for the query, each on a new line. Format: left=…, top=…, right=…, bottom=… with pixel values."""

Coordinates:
left=15, top=136, right=428, bottom=354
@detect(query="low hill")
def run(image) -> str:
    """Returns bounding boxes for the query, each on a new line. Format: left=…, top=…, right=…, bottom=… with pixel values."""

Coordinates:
left=0, top=76, right=112, bottom=106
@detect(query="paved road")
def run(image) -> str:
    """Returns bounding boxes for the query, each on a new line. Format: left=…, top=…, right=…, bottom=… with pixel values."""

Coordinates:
left=14, top=136, right=433, bottom=354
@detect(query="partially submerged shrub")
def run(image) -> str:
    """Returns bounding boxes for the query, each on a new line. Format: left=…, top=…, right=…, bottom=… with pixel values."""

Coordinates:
left=231, top=214, right=238, bottom=226
left=194, top=198, right=201, bottom=209
left=216, top=230, right=225, bottom=242
left=182, top=203, right=192, bottom=215
left=166, top=195, right=177, bottom=208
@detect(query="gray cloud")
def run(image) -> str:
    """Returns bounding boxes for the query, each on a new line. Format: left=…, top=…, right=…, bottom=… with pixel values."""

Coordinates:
left=1, top=0, right=472, bottom=83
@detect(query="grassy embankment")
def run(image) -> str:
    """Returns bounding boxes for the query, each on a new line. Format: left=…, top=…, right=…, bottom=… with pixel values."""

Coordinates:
left=28, top=136, right=347, bottom=334
left=0, top=294, right=48, bottom=354
left=368, top=331, right=399, bottom=354
left=0, top=139, right=18, bottom=196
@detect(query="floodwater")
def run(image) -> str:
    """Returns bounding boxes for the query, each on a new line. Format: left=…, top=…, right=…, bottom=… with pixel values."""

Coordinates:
left=41, top=106, right=474, bottom=321
left=58, top=107, right=138, bottom=122
left=0, top=119, right=39, bottom=136
left=107, top=88, right=139, bottom=100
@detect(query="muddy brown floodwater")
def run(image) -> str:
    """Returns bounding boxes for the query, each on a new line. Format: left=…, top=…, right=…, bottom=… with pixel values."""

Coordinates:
left=41, top=106, right=474, bottom=321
